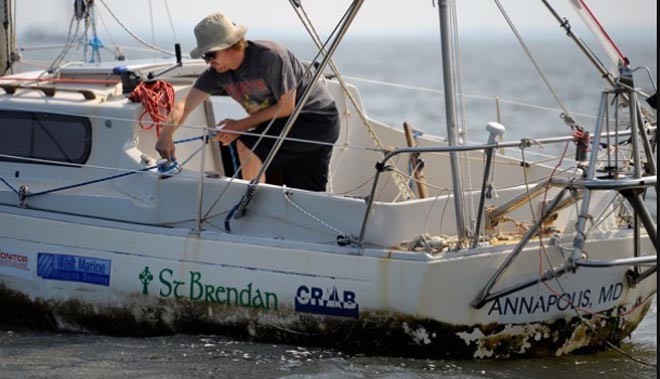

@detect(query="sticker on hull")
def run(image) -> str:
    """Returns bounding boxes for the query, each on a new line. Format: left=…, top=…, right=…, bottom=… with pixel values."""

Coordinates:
left=37, top=253, right=111, bottom=286
left=0, top=251, right=32, bottom=280
left=295, top=285, right=360, bottom=319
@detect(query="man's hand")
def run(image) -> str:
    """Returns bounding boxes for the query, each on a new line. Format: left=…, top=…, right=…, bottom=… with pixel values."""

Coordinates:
left=214, top=118, right=245, bottom=146
left=154, top=101, right=185, bottom=160
left=155, top=132, right=176, bottom=160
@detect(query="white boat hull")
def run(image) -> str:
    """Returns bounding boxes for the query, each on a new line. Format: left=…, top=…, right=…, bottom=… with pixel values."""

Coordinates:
left=1, top=207, right=654, bottom=358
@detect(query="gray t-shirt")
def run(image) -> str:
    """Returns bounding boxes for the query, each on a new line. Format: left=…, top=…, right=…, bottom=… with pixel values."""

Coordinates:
left=194, top=40, right=335, bottom=116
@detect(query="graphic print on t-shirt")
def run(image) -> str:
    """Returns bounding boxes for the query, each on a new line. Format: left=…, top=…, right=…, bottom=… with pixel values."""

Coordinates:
left=223, top=79, right=273, bottom=114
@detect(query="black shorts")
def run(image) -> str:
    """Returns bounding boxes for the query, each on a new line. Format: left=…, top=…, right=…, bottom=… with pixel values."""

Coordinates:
left=238, top=105, right=340, bottom=191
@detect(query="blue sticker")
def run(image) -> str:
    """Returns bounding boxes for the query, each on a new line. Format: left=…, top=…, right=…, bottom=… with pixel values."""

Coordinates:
left=295, top=285, right=359, bottom=319
left=37, top=253, right=111, bottom=286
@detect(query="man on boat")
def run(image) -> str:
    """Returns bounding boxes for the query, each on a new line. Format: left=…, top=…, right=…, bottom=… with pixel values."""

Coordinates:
left=155, top=12, right=340, bottom=191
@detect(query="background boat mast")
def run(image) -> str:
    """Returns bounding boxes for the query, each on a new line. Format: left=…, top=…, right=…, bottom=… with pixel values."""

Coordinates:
left=0, top=0, right=16, bottom=75
left=437, top=0, right=467, bottom=242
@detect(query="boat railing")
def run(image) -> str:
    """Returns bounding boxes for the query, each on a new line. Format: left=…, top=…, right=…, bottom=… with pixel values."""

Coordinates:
left=357, top=86, right=657, bottom=308
left=470, top=86, right=657, bottom=309
left=356, top=128, right=639, bottom=248
left=0, top=83, right=97, bottom=100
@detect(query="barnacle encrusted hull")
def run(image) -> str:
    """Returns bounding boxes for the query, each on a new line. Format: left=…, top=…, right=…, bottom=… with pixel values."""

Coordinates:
left=0, top=284, right=652, bottom=359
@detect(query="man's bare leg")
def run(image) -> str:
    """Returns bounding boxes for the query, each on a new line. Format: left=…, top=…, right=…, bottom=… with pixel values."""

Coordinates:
left=236, top=140, right=266, bottom=183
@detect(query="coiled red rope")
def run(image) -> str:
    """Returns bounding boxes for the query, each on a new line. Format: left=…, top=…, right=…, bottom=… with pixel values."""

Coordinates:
left=128, top=80, right=175, bottom=137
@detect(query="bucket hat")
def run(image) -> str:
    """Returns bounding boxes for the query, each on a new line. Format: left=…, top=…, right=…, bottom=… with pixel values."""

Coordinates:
left=190, top=13, right=247, bottom=59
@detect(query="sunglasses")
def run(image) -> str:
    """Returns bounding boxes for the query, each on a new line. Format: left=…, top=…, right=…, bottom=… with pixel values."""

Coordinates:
left=202, top=51, right=219, bottom=62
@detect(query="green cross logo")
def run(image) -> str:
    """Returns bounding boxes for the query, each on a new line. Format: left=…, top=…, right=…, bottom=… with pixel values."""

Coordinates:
left=139, top=266, right=154, bottom=295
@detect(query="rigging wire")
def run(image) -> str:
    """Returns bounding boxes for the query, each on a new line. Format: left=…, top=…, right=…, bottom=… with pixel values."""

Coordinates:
left=219, top=1, right=365, bottom=232
left=96, top=0, right=179, bottom=56
left=340, top=75, right=602, bottom=121
left=162, top=0, right=178, bottom=43
left=290, top=0, right=416, bottom=201
left=447, top=0, right=476, bottom=238
left=493, top=0, right=583, bottom=132
left=526, top=124, right=657, bottom=368
left=148, top=0, right=156, bottom=56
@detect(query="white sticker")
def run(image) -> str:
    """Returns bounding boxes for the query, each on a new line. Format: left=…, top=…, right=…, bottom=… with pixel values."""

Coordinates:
left=0, top=250, right=33, bottom=280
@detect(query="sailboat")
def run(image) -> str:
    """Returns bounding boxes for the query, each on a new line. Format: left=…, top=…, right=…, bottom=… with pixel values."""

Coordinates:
left=0, top=0, right=656, bottom=359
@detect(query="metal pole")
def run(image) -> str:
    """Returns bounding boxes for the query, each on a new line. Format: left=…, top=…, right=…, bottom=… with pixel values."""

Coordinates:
left=0, top=0, right=14, bottom=75
left=438, top=0, right=467, bottom=242
left=231, top=0, right=364, bottom=220
left=473, top=122, right=506, bottom=248
left=620, top=189, right=658, bottom=251
left=569, top=93, right=609, bottom=271
left=253, top=0, right=363, bottom=183
left=541, top=0, right=617, bottom=89
left=471, top=187, right=570, bottom=309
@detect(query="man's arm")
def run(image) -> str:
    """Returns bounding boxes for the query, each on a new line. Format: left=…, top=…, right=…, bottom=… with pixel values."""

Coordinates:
left=215, top=88, right=296, bottom=146
left=155, top=87, right=210, bottom=160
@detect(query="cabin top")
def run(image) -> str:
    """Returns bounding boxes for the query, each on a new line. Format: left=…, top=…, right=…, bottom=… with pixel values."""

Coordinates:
left=0, top=60, right=207, bottom=103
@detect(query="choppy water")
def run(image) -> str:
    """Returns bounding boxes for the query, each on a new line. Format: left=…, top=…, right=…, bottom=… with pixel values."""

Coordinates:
left=1, top=26, right=657, bottom=379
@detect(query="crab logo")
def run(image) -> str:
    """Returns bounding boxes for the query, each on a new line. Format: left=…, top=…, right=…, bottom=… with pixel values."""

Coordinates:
left=295, top=285, right=359, bottom=319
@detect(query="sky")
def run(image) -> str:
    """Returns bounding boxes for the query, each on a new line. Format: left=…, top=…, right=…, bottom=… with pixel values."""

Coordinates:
left=15, top=0, right=657, bottom=41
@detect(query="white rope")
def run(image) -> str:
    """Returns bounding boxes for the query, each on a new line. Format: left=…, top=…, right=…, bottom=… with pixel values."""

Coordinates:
left=282, top=186, right=347, bottom=237
left=43, top=16, right=81, bottom=76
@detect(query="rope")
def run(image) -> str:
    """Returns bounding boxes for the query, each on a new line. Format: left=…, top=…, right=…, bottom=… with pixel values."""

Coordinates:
left=0, top=177, right=19, bottom=195
left=25, top=165, right=159, bottom=198
left=128, top=80, right=175, bottom=137
left=43, top=14, right=81, bottom=76
left=0, top=134, right=203, bottom=200
left=282, top=185, right=347, bottom=237
left=88, top=3, right=102, bottom=63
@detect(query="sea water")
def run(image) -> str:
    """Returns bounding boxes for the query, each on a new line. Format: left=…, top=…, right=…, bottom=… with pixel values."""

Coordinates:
left=0, top=36, right=656, bottom=378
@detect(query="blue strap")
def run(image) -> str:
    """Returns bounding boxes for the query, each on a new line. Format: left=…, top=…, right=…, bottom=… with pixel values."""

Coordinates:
left=227, top=142, right=240, bottom=174
left=28, top=165, right=159, bottom=198
left=224, top=204, right=240, bottom=233
left=2, top=135, right=204, bottom=200
left=0, top=177, right=19, bottom=195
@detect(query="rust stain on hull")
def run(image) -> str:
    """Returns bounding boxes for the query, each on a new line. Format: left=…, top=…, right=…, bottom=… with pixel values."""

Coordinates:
left=0, top=284, right=652, bottom=359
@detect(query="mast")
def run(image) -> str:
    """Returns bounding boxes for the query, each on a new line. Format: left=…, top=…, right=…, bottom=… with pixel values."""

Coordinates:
left=437, top=0, right=467, bottom=242
left=1, top=0, right=15, bottom=75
